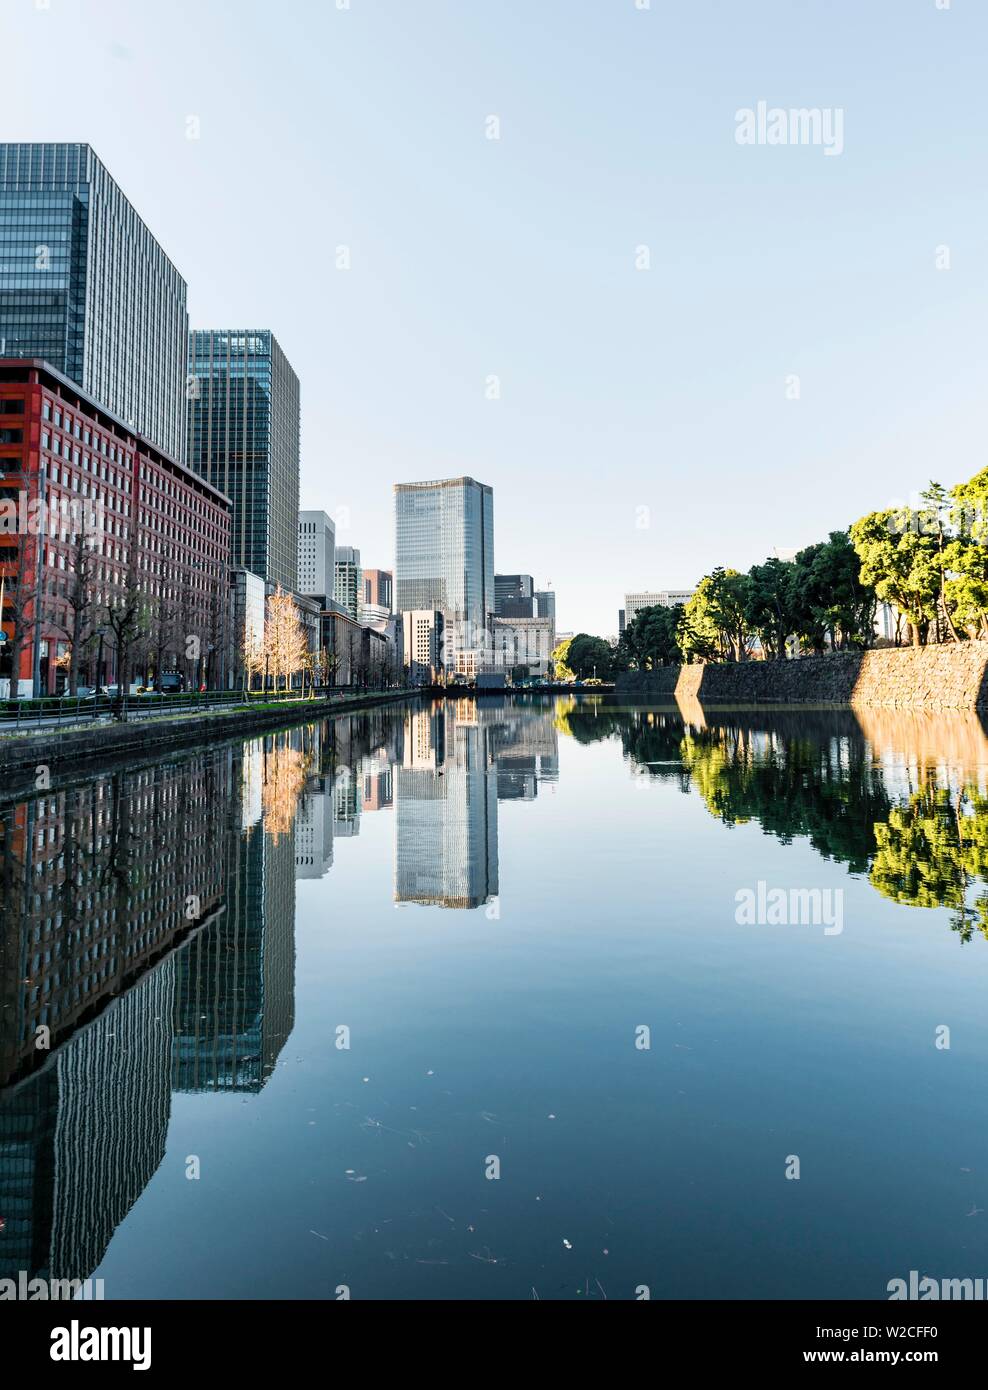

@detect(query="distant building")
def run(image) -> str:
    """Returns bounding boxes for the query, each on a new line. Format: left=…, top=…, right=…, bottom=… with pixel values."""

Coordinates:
left=334, top=545, right=362, bottom=620
left=395, top=477, right=494, bottom=672
left=492, top=616, right=555, bottom=677
left=0, top=142, right=188, bottom=460
left=187, top=329, right=300, bottom=591
left=298, top=511, right=335, bottom=597
left=363, top=568, right=392, bottom=611
left=624, top=590, right=694, bottom=625
left=495, top=573, right=535, bottom=618
left=875, top=601, right=899, bottom=643
left=361, top=567, right=392, bottom=624
left=320, top=603, right=399, bottom=687
left=618, top=608, right=626, bottom=635
left=229, top=567, right=266, bottom=689
left=402, top=609, right=444, bottom=685
left=535, top=590, right=556, bottom=624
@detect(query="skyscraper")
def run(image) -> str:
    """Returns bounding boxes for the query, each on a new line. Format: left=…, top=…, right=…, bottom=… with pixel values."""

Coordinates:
left=495, top=573, right=535, bottom=618
left=187, top=330, right=300, bottom=590
left=0, top=143, right=189, bottom=460
left=298, top=510, right=336, bottom=597
left=394, top=477, right=494, bottom=674
left=364, top=567, right=394, bottom=611
left=334, top=545, right=362, bottom=620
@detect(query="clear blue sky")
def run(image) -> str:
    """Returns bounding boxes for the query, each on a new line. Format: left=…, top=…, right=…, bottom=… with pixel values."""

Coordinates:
left=4, top=0, right=986, bottom=635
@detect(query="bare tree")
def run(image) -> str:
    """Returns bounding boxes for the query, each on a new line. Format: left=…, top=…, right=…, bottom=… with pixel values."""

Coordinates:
left=266, top=586, right=308, bottom=692
left=56, top=524, right=101, bottom=695
left=101, top=578, right=151, bottom=721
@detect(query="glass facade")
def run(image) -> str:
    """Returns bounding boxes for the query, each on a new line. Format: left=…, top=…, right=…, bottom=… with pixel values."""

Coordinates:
left=0, top=143, right=188, bottom=459
left=187, top=330, right=300, bottom=591
left=333, top=545, right=361, bottom=619
left=394, top=477, right=494, bottom=668
left=495, top=572, right=536, bottom=618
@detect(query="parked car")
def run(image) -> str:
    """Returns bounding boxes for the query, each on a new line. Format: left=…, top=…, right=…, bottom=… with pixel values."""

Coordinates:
left=80, top=685, right=119, bottom=702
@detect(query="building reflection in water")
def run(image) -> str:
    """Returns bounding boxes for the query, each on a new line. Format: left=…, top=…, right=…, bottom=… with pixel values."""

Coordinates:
left=0, top=729, right=305, bottom=1284
left=0, top=698, right=562, bottom=1286
left=393, top=699, right=554, bottom=909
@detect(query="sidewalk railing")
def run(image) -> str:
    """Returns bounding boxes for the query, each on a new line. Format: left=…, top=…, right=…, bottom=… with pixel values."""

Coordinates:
left=0, top=685, right=408, bottom=730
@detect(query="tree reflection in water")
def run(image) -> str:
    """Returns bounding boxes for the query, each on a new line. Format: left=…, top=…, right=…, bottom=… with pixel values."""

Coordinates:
left=564, top=699, right=988, bottom=942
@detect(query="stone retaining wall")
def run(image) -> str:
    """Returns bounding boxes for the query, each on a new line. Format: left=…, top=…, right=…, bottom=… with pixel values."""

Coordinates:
left=615, top=645, right=988, bottom=709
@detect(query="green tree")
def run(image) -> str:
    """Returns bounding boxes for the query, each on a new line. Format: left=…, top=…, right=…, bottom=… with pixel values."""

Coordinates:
left=745, top=558, right=798, bottom=660
left=791, top=530, right=877, bottom=652
left=620, top=603, right=684, bottom=668
left=550, top=636, right=574, bottom=682
left=849, top=509, right=939, bottom=647
left=921, top=481, right=961, bottom=642
left=566, top=633, right=616, bottom=680
left=680, top=569, right=751, bottom=663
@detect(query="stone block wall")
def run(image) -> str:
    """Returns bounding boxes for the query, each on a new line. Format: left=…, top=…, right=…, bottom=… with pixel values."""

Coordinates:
left=615, top=645, right=988, bottom=709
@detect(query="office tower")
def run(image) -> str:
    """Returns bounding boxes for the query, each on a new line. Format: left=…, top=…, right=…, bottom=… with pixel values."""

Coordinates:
left=361, top=567, right=392, bottom=624
left=402, top=609, right=444, bottom=684
left=495, top=573, right=536, bottom=618
left=624, top=589, right=695, bottom=625
left=618, top=608, right=626, bottom=636
left=334, top=545, right=362, bottom=619
left=187, top=329, right=300, bottom=590
left=394, top=477, right=494, bottom=674
left=535, top=589, right=556, bottom=624
left=0, top=143, right=188, bottom=459
left=298, top=510, right=336, bottom=597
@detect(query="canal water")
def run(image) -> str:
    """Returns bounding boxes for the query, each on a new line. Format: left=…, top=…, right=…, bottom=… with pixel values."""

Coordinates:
left=2, top=695, right=988, bottom=1300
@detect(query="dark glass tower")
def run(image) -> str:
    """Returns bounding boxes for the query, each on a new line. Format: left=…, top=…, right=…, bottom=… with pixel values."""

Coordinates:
left=495, top=573, right=536, bottom=618
left=0, top=143, right=188, bottom=459
left=187, top=330, right=300, bottom=590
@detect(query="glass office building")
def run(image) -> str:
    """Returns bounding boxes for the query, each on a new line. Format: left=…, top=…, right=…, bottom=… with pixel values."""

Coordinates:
left=187, top=330, right=300, bottom=591
left=495, top=573, right=536, bottom=618
left=394, top=477, right=494, bottom=672
left=0, top=143, right=188, bottom=459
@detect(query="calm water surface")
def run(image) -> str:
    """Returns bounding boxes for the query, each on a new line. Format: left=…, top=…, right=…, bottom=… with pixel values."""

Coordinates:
left=3, top=695, right=988, bottom=1300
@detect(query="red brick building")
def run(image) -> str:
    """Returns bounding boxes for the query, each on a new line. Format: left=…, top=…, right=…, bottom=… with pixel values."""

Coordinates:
left=0, top=359, right=232, bottom=695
